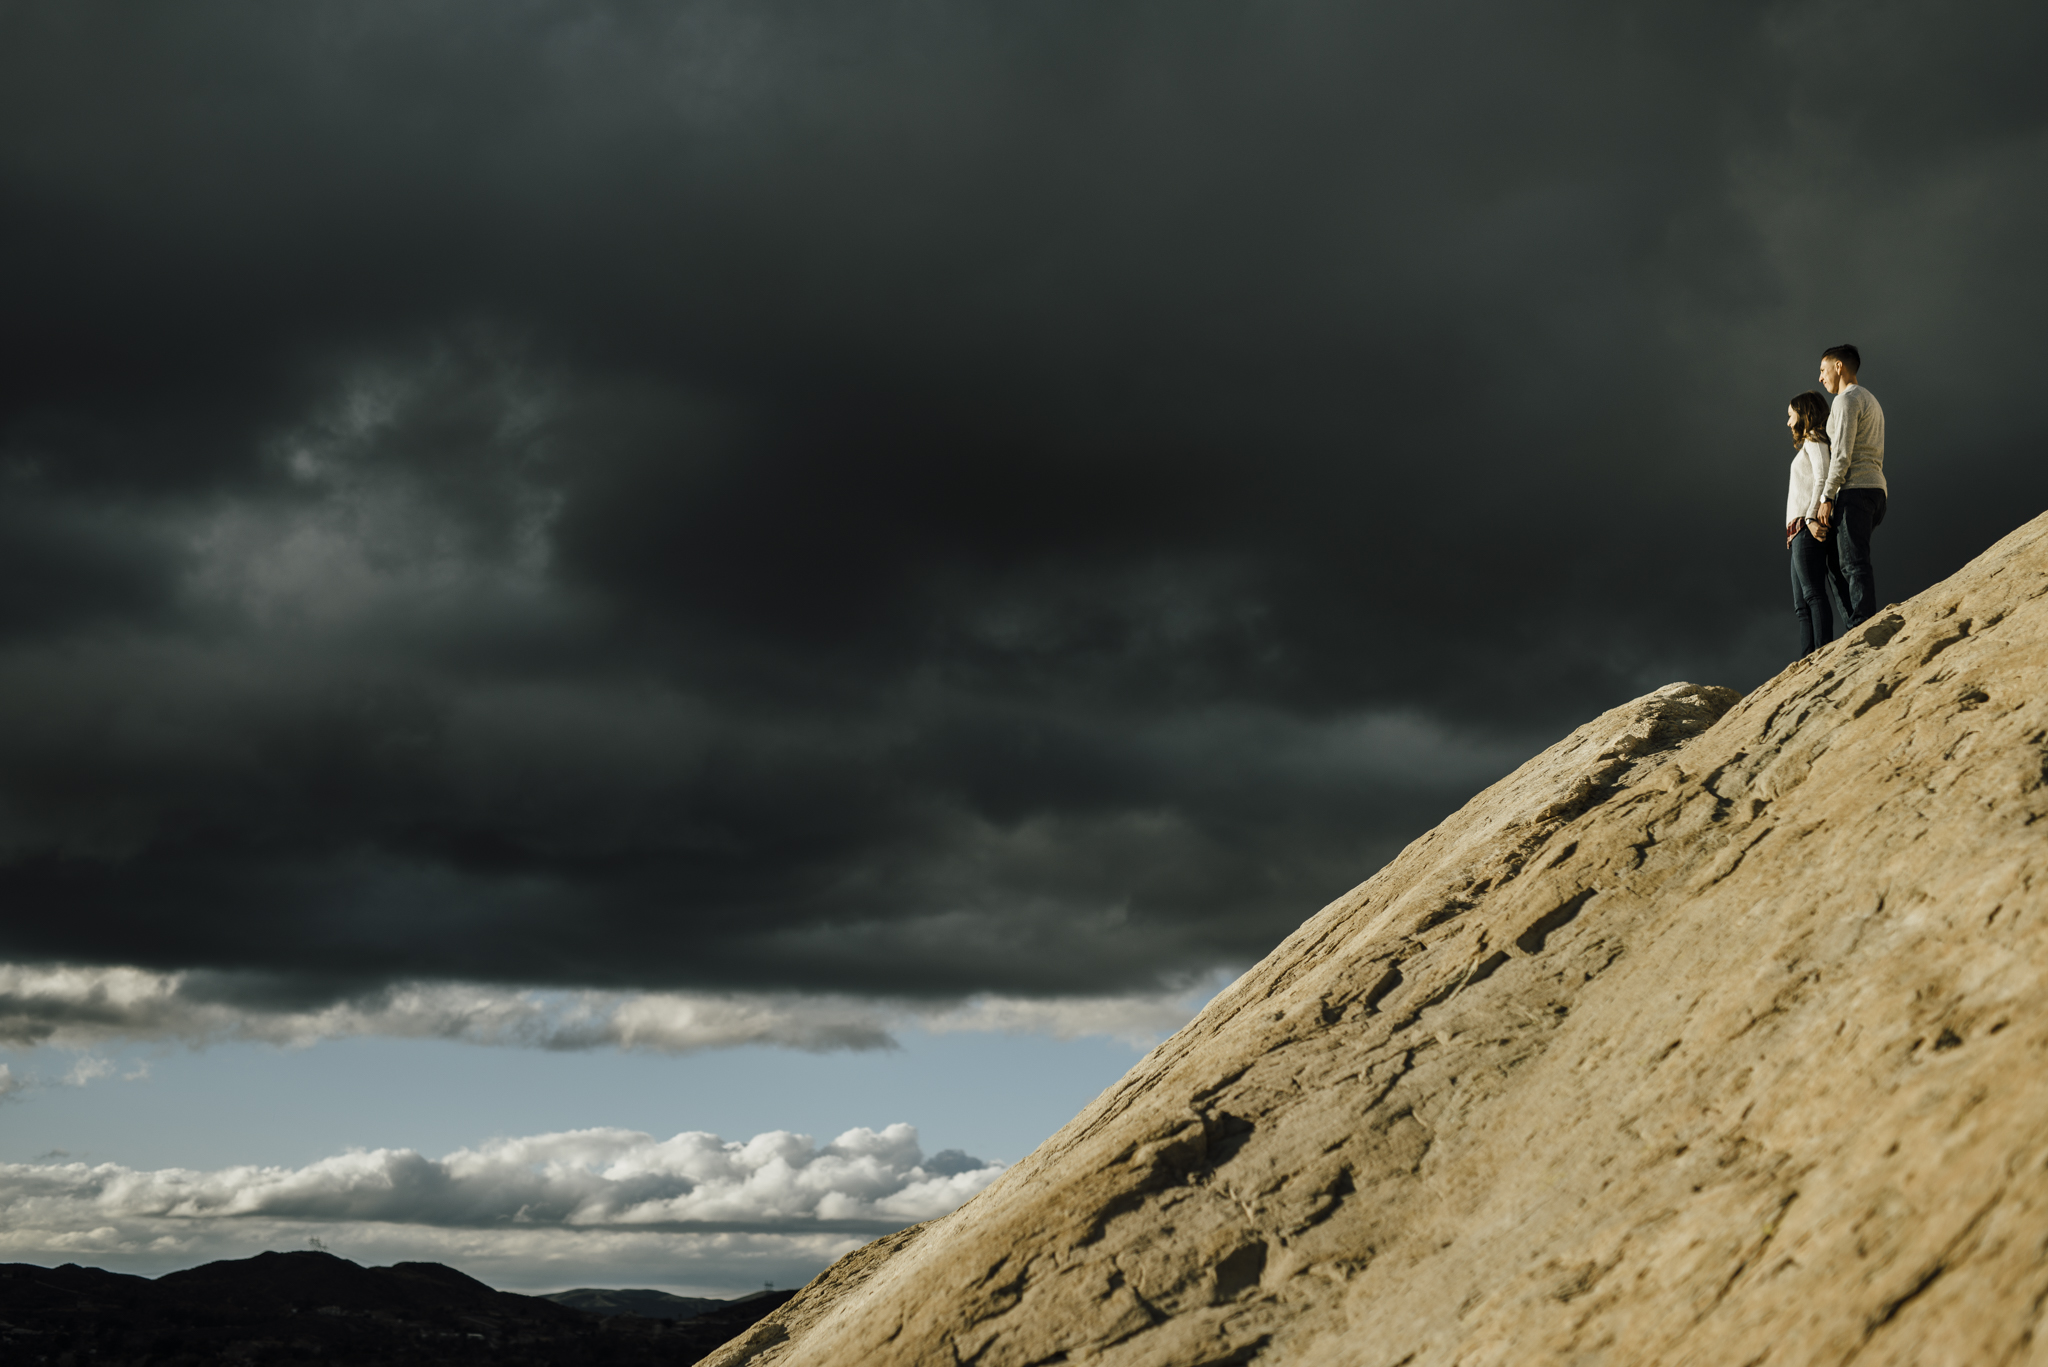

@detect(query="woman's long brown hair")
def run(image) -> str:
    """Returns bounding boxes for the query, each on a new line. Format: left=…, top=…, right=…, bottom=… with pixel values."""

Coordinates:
left=1789, top=391, right=1830, bottom=447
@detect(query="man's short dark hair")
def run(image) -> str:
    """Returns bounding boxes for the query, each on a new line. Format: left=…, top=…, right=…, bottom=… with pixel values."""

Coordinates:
left=1822, top=343, right=1861, bottom=374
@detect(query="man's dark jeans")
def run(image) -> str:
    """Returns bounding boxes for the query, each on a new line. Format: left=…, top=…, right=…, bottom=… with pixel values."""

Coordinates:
left=1790, top=525, right=1840, bottom=656
left=1833, top=487, right=1887, bottom=627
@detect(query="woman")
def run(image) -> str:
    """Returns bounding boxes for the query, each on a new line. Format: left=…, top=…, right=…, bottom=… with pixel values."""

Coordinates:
left=1784, top=390, right=1844, bottom=656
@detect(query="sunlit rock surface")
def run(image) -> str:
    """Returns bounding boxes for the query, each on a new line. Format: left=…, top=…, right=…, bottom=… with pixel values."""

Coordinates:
left=708, top=512, right=2048, bottom=1367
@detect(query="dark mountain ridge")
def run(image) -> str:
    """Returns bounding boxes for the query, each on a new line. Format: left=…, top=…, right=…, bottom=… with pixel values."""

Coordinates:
left=542, top=1285, right=729, bottom=1319
left=0, top=1249, right=794, bottom=1365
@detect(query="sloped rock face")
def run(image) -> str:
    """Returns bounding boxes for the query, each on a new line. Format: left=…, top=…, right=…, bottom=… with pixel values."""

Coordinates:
left=708, top=512, right=2048, bottom=1367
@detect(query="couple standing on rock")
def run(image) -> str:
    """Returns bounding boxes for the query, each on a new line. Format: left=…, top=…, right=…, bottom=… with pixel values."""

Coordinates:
left=1784, top=343, right=1888, bottom=658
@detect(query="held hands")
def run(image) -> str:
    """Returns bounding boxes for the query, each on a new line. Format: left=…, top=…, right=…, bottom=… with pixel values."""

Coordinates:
left=1787, top=516, right=1829, bottom=548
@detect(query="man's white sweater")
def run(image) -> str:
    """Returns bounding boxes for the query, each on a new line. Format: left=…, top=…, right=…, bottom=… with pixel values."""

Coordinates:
left=1822, top=384, right=1887, bottom=501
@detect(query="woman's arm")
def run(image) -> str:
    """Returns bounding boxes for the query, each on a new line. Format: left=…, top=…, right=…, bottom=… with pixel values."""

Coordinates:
left=1802, top=440, right=1830, bottom=521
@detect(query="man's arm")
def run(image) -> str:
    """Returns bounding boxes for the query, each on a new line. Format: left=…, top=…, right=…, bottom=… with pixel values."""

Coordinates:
left=1820, top=392, right=1858, bottom=508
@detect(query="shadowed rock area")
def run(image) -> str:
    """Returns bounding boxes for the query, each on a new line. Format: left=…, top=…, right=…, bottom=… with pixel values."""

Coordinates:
left=707, top=511, right=2048, bottom=1367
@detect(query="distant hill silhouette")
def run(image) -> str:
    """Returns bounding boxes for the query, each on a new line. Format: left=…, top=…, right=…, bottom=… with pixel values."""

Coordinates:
left=0, top=1249, right=792, bottom=1365
left=543, top=1285, right=728, bottom=1318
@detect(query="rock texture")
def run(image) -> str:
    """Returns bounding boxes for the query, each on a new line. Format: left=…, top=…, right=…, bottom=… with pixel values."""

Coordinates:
left=707, top=511, right=2048, bottom=1367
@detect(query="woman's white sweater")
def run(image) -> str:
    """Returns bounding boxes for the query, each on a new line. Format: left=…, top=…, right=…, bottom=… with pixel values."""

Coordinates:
left=1785, top=438, right=1830, bottom=524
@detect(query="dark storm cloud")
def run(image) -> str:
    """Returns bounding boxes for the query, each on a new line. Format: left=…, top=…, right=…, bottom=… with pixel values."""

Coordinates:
left=2, top=0, right=2045, bottom=1003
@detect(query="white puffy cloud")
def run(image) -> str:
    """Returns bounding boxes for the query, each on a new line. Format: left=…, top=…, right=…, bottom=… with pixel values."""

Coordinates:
left=0, top=1123, right=1001, bottom=1293
left=0, top=963, right=1216, bottom=1054
left=5, top=1122, right=994, bottom=1229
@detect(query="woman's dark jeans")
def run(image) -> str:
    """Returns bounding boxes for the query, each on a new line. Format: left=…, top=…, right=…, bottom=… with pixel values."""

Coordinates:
left=1790, top=525, right=1842, bottom=656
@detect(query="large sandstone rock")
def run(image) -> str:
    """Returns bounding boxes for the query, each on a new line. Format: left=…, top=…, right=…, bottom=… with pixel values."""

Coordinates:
left=707, top=512, right=2048, bottom=1367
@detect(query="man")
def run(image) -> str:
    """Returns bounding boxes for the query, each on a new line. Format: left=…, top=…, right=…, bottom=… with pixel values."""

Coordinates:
left=1816, top=343, right=1887, bottom=627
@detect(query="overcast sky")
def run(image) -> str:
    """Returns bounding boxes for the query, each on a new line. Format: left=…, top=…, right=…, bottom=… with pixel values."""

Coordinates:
left=2, top=0, right=2045, bottom=1290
